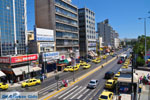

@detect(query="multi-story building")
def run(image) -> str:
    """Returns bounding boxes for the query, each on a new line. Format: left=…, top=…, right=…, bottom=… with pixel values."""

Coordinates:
left=0, top=0, right=27, bottom=56
left=97, top=19, right=120, bottom=49
left=0, top=0, right=41, bottom=83
left=35, top=0, right=79, bottom=57
left=78, top=8, right=96, bottom=56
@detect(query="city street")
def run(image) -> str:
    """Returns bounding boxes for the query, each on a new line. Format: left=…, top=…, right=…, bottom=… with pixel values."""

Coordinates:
left=38, top=49, right=130, bottom=100
left=4, top=49, right=124, bottom=97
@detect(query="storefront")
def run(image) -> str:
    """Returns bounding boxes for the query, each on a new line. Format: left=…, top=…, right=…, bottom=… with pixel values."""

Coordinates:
left=0, top=54, right=41, bottom=83
left=0, top=71, right=6, bottom=83
left=40, top=52, right=59, bottom=73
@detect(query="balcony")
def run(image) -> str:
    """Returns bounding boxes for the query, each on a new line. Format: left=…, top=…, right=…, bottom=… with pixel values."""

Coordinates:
left=55, top=3, right=78, bottom=15
left=55, top=12, right=78, bottom=21
left=56, top=36, right=78, bottom=40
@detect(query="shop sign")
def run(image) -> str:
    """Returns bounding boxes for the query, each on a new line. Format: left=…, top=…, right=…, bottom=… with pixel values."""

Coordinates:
left=43, top=52, right=59, bottom=61
left=88, top=43, right=96, bottom=46
left=40, top=42, right=55, bottom=47
left=0, top=57, right=10, bottom=63
left=35, top=28, right=54, bottom=42
left=60, top=55, right=65, bottom=60
left=11, top=54, right=38, bottom=63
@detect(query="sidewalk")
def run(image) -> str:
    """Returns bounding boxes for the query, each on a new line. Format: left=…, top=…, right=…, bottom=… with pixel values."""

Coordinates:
left=135, top=69, right=150, bottom=100
left=139, top=85, right=150, bottom=100
left=9, top=71, right=63, bottom=88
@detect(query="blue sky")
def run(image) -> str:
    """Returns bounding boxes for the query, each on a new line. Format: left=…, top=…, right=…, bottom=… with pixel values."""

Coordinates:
left=27, top=0, right=150, bottom=39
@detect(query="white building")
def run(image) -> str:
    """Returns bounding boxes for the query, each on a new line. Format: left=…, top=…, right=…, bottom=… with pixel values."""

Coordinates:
left=114, top=38, right=120, bottom=49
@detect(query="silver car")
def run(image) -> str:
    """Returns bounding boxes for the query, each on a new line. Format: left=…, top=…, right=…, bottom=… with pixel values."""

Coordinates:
left=87, top=79, right=98, bottom=89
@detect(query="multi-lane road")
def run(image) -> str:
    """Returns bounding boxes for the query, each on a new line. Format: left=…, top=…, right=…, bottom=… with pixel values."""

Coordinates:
left=5, top=49, right=130, bottom=100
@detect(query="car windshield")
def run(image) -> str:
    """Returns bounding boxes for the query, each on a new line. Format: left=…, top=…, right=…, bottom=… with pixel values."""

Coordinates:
left=90, top=80, right=96, bottom=84
left=100, top=95, right=108, bottom=99
left=107, top=82, right=112, bottom=84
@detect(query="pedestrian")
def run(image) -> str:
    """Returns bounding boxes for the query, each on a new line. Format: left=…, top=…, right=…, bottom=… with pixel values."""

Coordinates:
left=101, top=65, right=104, bottom=68
left=42, top=74, right=45, bottom=81
left=147, top=74, right=149, bottom=79
left=66, top=80, right=69, bottom=86
left=139, top=76, right=143, bottom=84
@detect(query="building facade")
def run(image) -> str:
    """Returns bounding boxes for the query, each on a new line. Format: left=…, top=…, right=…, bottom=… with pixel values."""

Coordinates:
left=35, top=0, right=79, bottom=57
left=0, top=0, right=27, bottom=56
left=78, top=8, right=96, bottom=57
left=97, top=19, right=119, bottom=49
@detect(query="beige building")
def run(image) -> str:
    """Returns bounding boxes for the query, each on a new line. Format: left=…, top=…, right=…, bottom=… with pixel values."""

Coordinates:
left=35, top=0, right=79, bottom=57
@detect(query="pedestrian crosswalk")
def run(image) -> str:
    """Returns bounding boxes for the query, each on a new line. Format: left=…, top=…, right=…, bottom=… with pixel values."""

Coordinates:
left=52, top=85, right=95, bottom=100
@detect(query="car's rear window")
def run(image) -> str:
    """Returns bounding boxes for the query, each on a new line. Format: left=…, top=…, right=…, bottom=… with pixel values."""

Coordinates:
left=107, top=82, right=112, bottom=84
left=90, top=80, right=96, bottom=84
left=100, top=95, right=108, bottom=99
left=115, top=75, right=119, bottom=77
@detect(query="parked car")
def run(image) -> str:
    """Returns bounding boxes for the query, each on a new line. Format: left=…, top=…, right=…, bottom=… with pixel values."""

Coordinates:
left=104, top=71, right=114, bottom=79
left=87, top=79, right=98, bottom=89
left=0, top=83, right=9, bottom=90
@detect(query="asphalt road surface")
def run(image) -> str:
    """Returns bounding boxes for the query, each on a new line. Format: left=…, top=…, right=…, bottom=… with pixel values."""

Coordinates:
left=4, top=49, right=128, bottom=100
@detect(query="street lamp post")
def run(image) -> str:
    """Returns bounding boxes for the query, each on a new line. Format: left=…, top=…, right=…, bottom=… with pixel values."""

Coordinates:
left=138, top=17, right=150, bottom=64
left=26, top=45, right=30, bottom=79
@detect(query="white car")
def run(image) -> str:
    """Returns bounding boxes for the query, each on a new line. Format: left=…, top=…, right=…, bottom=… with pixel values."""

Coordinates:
left=87, top=79, right=98, bottom=89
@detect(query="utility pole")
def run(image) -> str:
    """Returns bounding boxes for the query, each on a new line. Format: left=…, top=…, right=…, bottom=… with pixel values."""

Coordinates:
left=131, top=51, right=134, bottom=100
left=27, top=45, right=30, bottom=79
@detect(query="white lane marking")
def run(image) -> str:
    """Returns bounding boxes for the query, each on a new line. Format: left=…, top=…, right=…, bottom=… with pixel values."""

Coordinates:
left=63, top=86, right=83, bottom=100
left=58, top=85, right=78, bottom=99
left=70, top=87, right=86, bottom=99
left=83, top=89, right=95, bottom=100
left=39, top=79, right=72, bottom=94
left=38, top=83, right=58, bottom=94
left=77, top=94, right=83, bottom=100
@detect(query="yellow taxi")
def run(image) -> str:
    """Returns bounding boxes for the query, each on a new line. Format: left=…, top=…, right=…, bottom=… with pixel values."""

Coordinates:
left=0, top=83, right=9, bottom=90
left=110, top=52, right=114, bottom=56
left=69, top=66, right=79, bottom=72
left=105, top=79, right=116, bottom=89
left=113, top=74, right=120, bottom=80
left=76, top=63, right=81, bottom=67
left=122, top=65, right=128, bottom=69
left=21, top=78, right=41, bottom=88
left=83, top=64, right=91, bottom=69
left=80, top=62, right=87, bottom=66
left=123, top=62, right=129, bottom=66
left=64, top=66, right=73, bottom=72
left=117, top=71, right=120, bottom=75
left=99, top=91, right=113, bottom=100
left=93, top=59, right=101, bottom=63
left=103, top=55, right=107, bottom=59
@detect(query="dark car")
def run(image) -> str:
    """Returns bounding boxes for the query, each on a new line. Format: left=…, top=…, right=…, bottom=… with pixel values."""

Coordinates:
left=104, top=71, right=114, bottom=79
left=117, top=59, right=123, bottom=64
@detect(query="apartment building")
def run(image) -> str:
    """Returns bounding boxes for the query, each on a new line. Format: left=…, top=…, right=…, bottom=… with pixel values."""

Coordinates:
left=97, top=19, right=120, bottom=49
left=35, top=0, right=79, bottom=56
left=78, top=8, right=96, bottom=56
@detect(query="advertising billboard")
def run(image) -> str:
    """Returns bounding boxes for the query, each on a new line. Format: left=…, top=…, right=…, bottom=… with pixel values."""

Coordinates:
left=0, top=54, right=38, bottom=64
left=11, top=54, right=38, bottom=63
left=0, top=57, right=10, bottom=63
left=35, top=28, right=54, bottom=41
left=43, top=52, right=59, bottom=61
